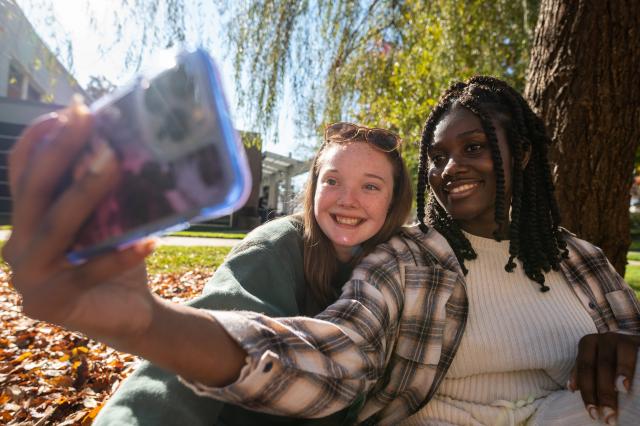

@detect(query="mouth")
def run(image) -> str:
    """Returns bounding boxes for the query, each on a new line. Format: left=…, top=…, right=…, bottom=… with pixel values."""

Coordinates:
left=444, top=181, right=482, bottom=199
left=331, top=214, right=364, bottom=226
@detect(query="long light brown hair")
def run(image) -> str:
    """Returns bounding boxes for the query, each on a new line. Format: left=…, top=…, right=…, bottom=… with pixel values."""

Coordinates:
left=300, top=135, right=412, bottom=308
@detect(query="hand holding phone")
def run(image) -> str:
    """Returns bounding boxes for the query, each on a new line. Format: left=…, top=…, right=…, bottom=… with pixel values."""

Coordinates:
left=65, top=49, right=251, bottom=262
left=3, top=101, right=157, bottom=340
left=3, top=48, right=251, bottom=346
left=2, top=50, right=248, bottom=383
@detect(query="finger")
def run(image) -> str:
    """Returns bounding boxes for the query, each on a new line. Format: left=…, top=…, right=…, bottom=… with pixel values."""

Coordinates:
left=8, top=112, right=66, bottom=194
left=596, top=333, right=618, bottom=414
left=22, top=140, right=119, bottom=269
left=18, top=241, right=154, bottom=325
left=72, top=240, right=155, bottom=288
left=11, top=101, right=93, bottom=240
left=616, top=336, right=639, bottom=393
left=568, top=366, right=578, bottom=391
left=576, top=334, right=599, bottom=420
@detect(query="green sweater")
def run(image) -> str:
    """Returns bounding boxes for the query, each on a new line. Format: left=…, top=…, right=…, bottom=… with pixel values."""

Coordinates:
left=94, top=217, right=356, bottom=425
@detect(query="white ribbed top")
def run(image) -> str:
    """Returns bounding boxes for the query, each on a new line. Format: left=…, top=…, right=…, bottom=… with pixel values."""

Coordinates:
left=401, top=231, right=597, bottom=426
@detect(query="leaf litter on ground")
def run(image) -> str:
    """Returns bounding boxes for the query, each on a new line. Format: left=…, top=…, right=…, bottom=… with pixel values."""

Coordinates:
left=0, top=267, right=213, bottom=425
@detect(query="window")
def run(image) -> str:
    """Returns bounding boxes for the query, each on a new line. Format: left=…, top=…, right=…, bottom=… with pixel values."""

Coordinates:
left=7, top=65, right=24, bottom=99
left=6, top=62, right=44, bottom=102
left=27, top=83, right=42, bottom=101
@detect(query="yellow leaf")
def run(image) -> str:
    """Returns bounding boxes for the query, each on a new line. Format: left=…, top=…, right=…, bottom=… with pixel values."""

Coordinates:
left=82, top=403, right=104, bottom=425
left=13, top=351, right=32, bottom=363
left=59, top=354, right=70, bottom=362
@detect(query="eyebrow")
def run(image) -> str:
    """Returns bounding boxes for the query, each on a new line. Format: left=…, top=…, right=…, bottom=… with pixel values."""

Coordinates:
left=323, top=169, right=387, bottom=182
left=457, top=128, right=485, bottom=138
left=432, top=128, right=486, bottom=147
left=364, top=173, right=386, bottom=182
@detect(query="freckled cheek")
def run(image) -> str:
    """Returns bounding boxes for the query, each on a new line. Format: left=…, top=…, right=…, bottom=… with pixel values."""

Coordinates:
left=363, top=194, right=393, bottom=219
left=313, top=187, right=329, bottom=215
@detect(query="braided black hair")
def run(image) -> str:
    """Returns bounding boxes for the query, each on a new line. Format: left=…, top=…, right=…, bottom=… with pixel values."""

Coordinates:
left=417, top=76, right=568, bottom=292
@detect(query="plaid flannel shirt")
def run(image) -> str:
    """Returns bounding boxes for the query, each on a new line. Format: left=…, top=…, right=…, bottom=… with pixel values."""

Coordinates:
left=183, top=226, right=640, bottom=425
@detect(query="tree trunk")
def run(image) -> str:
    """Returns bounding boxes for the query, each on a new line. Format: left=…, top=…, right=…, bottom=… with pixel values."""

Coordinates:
left=524, top=0, right=640, bottom=274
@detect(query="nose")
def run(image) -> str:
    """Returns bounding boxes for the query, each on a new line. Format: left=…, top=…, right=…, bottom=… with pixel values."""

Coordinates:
left=337, top=187, right=358, bottom=208
left=442, top=154, right=465, bottom=178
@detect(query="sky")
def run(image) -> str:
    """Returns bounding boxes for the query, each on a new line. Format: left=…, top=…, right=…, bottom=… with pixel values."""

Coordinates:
left=14, top=0, right=306, bottom=160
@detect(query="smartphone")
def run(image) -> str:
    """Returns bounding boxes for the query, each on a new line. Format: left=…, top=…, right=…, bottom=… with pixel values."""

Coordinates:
left=65, top=49, right=251, bottom=263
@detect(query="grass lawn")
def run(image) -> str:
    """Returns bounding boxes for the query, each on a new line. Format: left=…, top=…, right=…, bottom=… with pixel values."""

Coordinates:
left=146, top=245, right=231, bottom=274
left=627, top=251, right=640, bottom=262
left=0, top=242, right=231, bottom=275
left=624, top=264, right=640, bottom=297
left=169, top=230, right=246, bottom=239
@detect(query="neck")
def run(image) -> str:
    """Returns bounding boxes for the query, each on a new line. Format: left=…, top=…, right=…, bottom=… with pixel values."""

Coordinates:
left=458, top=220, right=509, bottom=240
left=334, top=247, right=353, bottom=263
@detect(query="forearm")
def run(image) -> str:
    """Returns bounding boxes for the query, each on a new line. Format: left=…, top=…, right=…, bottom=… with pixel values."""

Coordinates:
left=114, top=296, right=247, bottom=386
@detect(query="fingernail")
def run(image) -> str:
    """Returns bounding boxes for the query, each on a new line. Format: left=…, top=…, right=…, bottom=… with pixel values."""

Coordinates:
left=88, top=141, right=115, bottom=174
left=36, top=114, right=68, bottom=152
left=587, top=404, right=599, bottom=421
left=602, top=406, right=616, bottom=425
left=57, top=112, right=69, bottom=125
left=71, top=93, right=85, bottom=107
left=135, top=238, right=157, bottom=256
left=615, top=375, right=629, bottom=394
left=566, top=379, right=575, bottom=392
left=68, top=93, right=89, bottom=117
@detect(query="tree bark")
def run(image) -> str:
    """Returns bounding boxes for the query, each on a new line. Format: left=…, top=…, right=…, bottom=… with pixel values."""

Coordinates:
left=525, top=0, right=640, bottom=274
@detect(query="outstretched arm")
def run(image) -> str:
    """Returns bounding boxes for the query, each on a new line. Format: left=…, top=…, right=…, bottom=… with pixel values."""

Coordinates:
left=6, top=103, right=404, bottom=419
left=95, top=217, right=323, bottom=426
left=4, top=102, right=247, bottom=387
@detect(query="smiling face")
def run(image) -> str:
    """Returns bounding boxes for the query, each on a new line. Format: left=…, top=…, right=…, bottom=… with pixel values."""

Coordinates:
left=427, top=105, right=512, bottom=238
left=313, top=142, right=395, bottom=261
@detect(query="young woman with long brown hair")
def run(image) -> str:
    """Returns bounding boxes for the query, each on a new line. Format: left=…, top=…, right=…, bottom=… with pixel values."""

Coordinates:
left=3, top=107, right=411, bottom=425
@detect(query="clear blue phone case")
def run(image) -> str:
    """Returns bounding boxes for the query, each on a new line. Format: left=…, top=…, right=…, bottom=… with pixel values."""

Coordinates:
left=67, top=49, right=251, bottom=263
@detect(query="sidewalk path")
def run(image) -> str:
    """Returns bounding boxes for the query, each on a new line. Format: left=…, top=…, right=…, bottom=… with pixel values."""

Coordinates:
left=0, top=230, right=241, bottom=247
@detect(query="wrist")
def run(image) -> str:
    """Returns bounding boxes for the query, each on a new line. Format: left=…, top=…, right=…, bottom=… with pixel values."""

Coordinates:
left=94, top=295, right=247, bottom=385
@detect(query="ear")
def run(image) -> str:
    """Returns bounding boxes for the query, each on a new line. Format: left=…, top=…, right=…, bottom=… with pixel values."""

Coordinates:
left=521, top=145, right=532, bottom=169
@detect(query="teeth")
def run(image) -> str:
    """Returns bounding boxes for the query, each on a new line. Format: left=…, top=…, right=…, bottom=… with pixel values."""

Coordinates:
left=450, top=183, right=478, bottom=194
left=335, top=215, right=361, bottom=225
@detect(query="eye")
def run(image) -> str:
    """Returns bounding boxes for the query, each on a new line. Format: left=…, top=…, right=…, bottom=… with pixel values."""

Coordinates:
left=429, top=153, right=447, bottom=167
left=465, top=143, right=484, bottom=154
left=324, top=177, right=338, bottom=186
left=364, top=183, right=380, bottom=191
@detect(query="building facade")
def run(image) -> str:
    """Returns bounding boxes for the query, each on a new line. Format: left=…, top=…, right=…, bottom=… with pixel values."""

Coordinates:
left=0, top=0, right=83, bottom=104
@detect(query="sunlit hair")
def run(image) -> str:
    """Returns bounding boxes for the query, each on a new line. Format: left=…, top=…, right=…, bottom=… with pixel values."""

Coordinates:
left=300, top=131, right=412, bottom=308
left=417, top=76, right=567, bottom=292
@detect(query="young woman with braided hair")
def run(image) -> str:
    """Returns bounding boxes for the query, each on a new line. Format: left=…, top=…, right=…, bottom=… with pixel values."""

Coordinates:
left=6, top=78, right=640, bottom=425
left=416, top=76, right=565, bottom=289
left=400, top=76, right=640, bottom=425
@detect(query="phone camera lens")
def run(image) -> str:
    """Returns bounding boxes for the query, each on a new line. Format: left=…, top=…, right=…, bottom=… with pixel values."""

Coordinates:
left=144, top=86, right=164, bottom=113
left=164, top=108, right=189, bottom=142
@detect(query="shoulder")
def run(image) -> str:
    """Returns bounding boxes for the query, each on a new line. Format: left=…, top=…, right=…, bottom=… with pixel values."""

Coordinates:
left=559, top=230, right=626, bottom=288
left=353, top=224, right=460, bottom=279
left=560, top=229, right=608, bottom=261
left=232, top=216, right=304, bottom=254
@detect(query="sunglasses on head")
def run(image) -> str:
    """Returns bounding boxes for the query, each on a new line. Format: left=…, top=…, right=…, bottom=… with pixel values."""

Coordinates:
left=324, top=122, right=402, bottom=152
